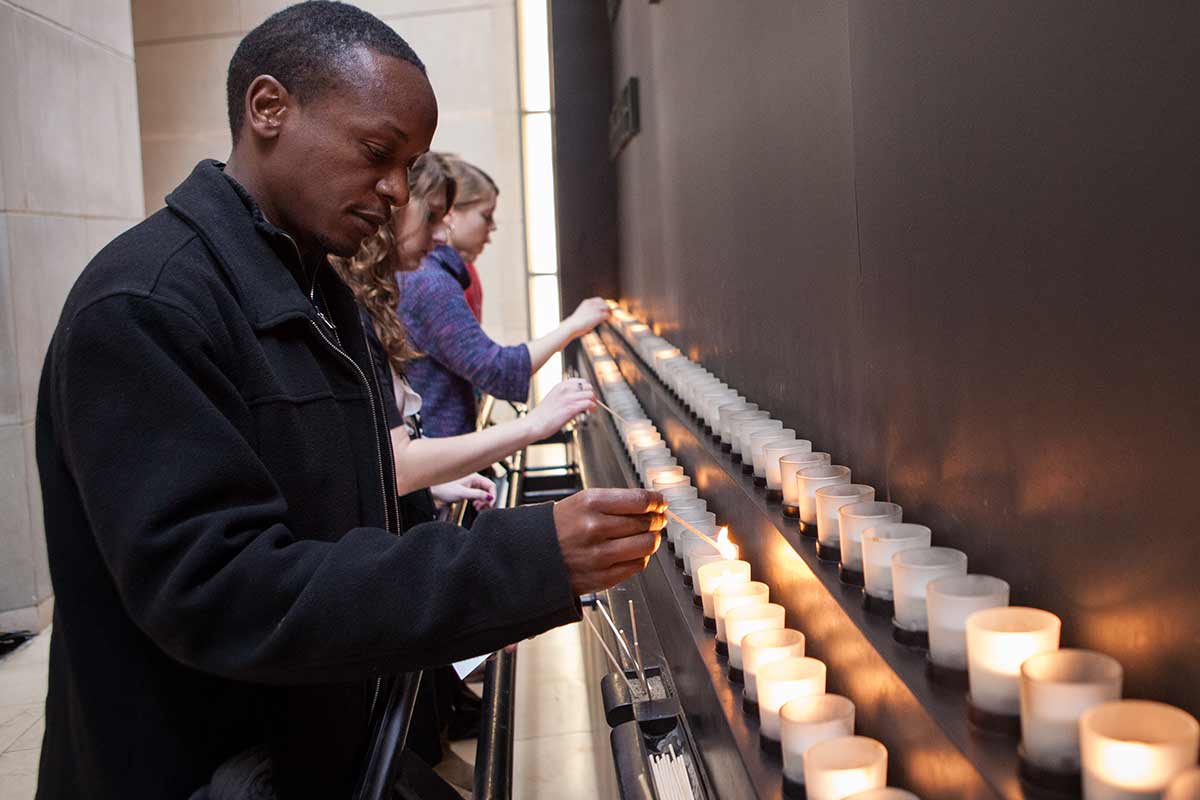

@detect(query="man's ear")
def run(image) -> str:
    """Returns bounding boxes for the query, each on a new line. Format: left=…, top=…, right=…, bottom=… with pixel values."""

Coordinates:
left=243, top=75, right=291, bottom=142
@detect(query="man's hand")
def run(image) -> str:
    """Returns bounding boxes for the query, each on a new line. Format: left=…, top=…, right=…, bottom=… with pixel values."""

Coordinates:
left=553, top=489, right=667, bottom=595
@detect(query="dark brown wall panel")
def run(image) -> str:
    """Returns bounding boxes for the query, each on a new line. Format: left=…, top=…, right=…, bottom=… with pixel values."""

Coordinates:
left=608, top=0, right=1200, bottom=716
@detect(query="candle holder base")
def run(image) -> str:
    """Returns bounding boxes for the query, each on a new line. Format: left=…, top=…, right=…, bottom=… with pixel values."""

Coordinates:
left=666, top=539, right=675, bottom=553
left=838, top=565, right=864, bottom=586
left=782, top=775, right=807, bottom=799
left=692, top=593, right=702, bottom=608
left=815, top=542, right=840, bottom=562
left=673, top=556, right=684, bottom=570
left=715, top=640, right=728, bottom=658
left=759, top=734, right=782, bottom=757
left=1017, top=746, right=1082, bottom=798
left=731, top=452, right=742, bottom=464
left=720, top=442, right=732, bottom=453
left=798, top=522, right=818, bottom=539
left=728, top=666, right=744, bottom=683
left=925, top=656, right=970, bottom=690
left=782, top=504, right=800, bottom=518
left=703, top=616, right=716, bottom=632
left=682, top=574, right=693, bottom=589
left=766, top=489, right=783, bottom=503
left=967, top=700, right=1021, bottom=738
left=753, top=476, right=767, bottom=487
left=742, top=695, right=758, bottom=716
left=711, top=432, right=721, bottom=443
left=892, top=624, right=929, bottom=649
left=740, top=462, right=753, bottom=475
left=862, top=593, right=894, bottom=617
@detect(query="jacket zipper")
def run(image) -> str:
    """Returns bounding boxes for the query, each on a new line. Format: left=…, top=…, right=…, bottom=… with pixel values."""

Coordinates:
left=282, top=233, right=396, bottom=721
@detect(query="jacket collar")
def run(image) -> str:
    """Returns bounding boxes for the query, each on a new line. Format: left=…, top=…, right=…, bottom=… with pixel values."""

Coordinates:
left=425, top=244, right=472, bottom=290
left=165, top=160, right=329, bottom=330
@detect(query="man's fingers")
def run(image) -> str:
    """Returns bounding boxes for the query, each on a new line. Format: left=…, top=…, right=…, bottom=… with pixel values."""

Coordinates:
left=589, top=511, right=666, bottom=541
left=580, top=488, right=666, bottom=515
left=600, top=531, right=660, bottom=566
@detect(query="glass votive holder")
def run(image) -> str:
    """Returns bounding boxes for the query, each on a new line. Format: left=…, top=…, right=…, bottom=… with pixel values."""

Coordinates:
left=751, top=430, right=797, bottom=485
left=683, top=537, right=722, bottom=578
left=638, top=452, right=676, bottom=476
left=757, top=657, right=827, bottom=747
left=780, top=452, right=831, bottom=515
left=717, top=402, right=758, bottom=447
left=697, top=559, right=751, bottom=628
left=891, top=547, right=967, bottom=647
left=814, top=484, right=875, bottom=562
left=838, top=502, right=902, bottom=587
left=650, top=471, right=690, bottom=492
left=797, top=465, right=852, bottom=536
left=722, top=409, right=768, bottom=453
left=1019, top=649, right=1122, bottom=786
left=860, top=523, right=931, bottom=614
left=661, top=484, right=700, bottom=505
left=1080, top=700, right=1199, bottom=800
left=803, top=736, right=887, bottom=800
left=926, top=574, right=1009, bottom=680
left=965, top=606, right=1061, bottom=734
left=644, top=464, right=684, bottom=490
left=714, top=581, right=770, bottom=651
left=1165, top=767, right=1200, bottom=800
left=780, top=694, right=856, bottom=794
left=725, top=603, right=786, bottom=679
left=673, top=512, right=717, bottom=576
left=665, top=501, right=708, bottom=547
left=843, top=790, right=919, bottom=800
left=736, top=419, right=783, bottom=469
left=743, top=628, right=806, bottom=710
left=701, top=389, right=738, bottom=430
left=765, top=440, right=814, bottom=501
left=689, top=553, right=726, bottom=605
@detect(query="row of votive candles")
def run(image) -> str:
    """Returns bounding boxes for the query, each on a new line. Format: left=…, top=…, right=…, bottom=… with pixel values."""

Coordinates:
left=592, top=311, right=1200, bottom=798
left=583, top=330, right=911, bottom=800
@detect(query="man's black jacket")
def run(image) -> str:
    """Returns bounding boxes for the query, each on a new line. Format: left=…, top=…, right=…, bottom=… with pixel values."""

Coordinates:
left=33, top=161, right=579, bottom=798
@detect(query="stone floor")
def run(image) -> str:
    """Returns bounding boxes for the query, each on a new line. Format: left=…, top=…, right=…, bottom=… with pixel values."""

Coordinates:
left=0, top=621, right=616, bottom=799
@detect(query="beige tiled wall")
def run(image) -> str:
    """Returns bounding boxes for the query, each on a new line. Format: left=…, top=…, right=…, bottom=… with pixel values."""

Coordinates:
left=132, top=0, right=531, bottom=347
left=0, top=0, right=144, bottom=632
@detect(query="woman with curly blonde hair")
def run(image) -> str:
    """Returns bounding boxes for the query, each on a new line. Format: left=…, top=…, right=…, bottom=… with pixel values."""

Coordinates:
left=330, top=153, right=596, bottom=510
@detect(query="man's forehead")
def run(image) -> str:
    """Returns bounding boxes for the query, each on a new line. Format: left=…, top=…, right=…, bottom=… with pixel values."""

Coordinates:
left=323, top=49, right=437, bottom=133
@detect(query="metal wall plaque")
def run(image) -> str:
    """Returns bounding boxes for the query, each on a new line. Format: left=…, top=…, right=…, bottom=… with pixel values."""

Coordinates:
left=609, top=77, right=640, bottom=160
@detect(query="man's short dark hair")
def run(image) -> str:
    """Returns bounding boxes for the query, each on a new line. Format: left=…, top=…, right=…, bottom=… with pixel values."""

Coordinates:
left=227, top=1, right=426, bottom=143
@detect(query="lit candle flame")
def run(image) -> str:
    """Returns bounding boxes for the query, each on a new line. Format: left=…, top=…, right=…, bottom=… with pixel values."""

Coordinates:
left=716, top=527, right=739, bottom=560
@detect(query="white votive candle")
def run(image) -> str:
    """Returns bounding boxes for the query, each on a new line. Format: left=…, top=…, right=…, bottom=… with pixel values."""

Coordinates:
left=766, top=441, right=814, bottom=492
left=814, top=484, right=875, bottom=554
left=690, top=554, right=726, bottom=598
left=644, top=464, right=683, bottom=490
left=725, top=603, right=786, bottom=669
left=797, top=465, right=852, bottom=526
left=716, top=402, right=758, bottom=443
left=674, top=512, right=717, bottom=572
left=750, top=429, right=796, bottom=477
left=891, top=547, right=967, bottom=632
left=1019, top=649, right=1122, bottom=774
left=651, top=472, right=691, bottom=493
left=1081, top=700, right=1199, bottom=799
left=780, top=694, right=855, bottom=785
left=661, top=485, right=700, bottom=505
left=664, top=500, right=708, bottom=546
left=757, top=657, right=827, bottom=741
left=966, top=606, right=1061, bottom=716
left=736, top=419, right=783, bottom=461
left=861, top=524, right=931, bottom=602
left=838, top=502, right=903, bottom=579
left=803, top=736, right=887, bottom=800
left=1165, top=767, right=1200, bottom=800
left=714, top=581, right=770, bottom=643
left=683, top=537, right=722, bottom=577
left=781, top=452, right=831, bottom=511
left=926, top=574, right=1009, bottom=671
left=844, top=790, right=919, bottom=800
left=743, top=628, right=805, bottom=703
left=722, top=409, right=768, bottom=447
left=697, top=559, right=751, bottom=619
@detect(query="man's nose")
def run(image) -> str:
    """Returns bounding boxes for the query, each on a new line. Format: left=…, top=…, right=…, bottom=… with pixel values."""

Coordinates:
left=377, top=165, right=410, bottom=209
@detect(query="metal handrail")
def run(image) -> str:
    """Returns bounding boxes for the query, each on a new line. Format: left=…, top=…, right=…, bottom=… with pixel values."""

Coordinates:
left=354, top=672, right=423, bottom=800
